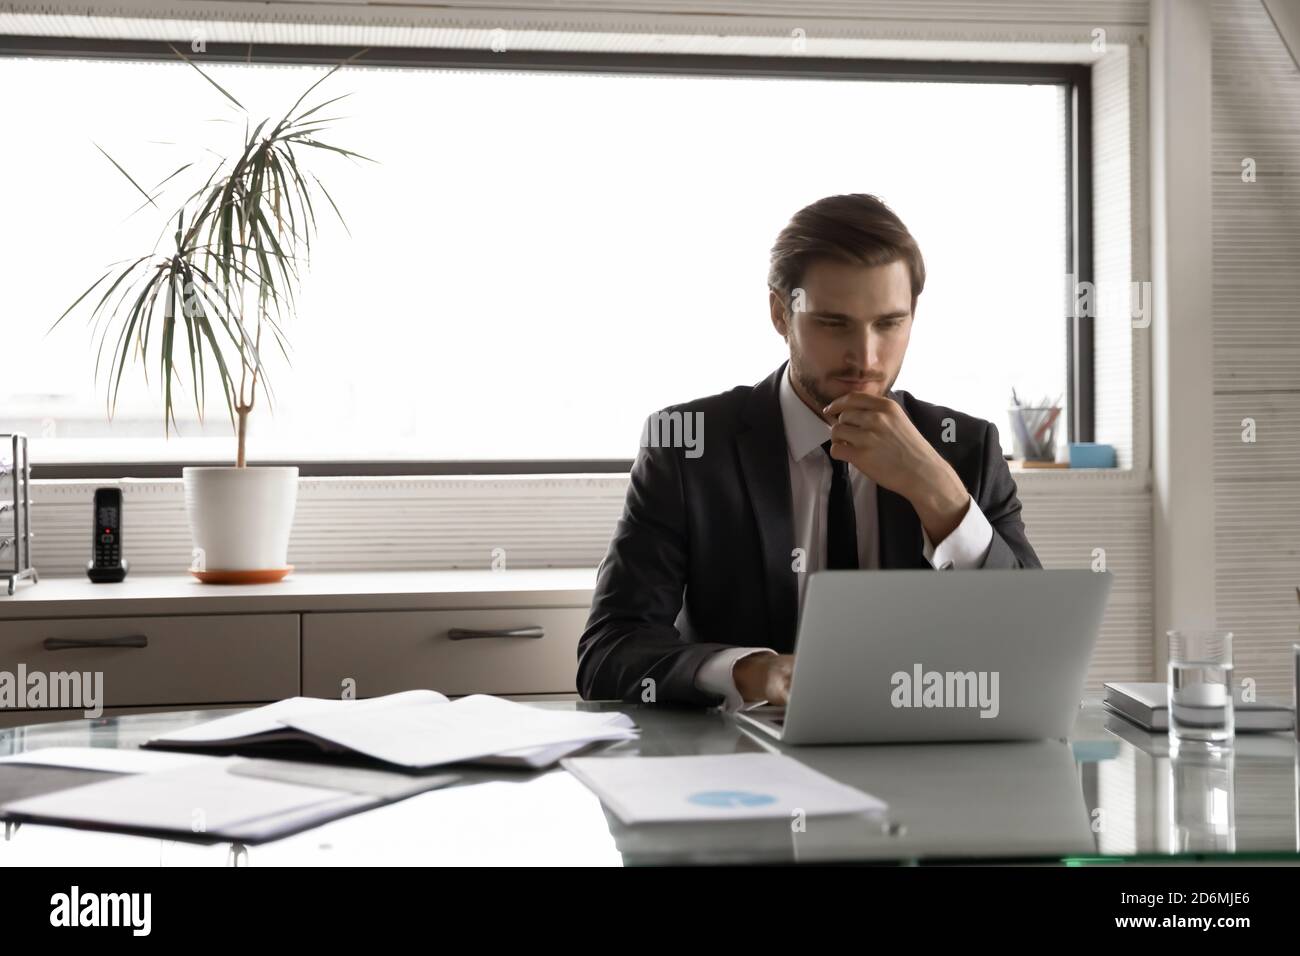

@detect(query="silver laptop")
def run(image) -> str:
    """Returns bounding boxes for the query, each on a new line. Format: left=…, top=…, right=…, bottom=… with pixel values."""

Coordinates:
left=734, top=569, right=1112, bottom=744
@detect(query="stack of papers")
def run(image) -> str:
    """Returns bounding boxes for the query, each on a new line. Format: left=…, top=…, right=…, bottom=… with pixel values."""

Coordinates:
left=562, top=753, right=887, bottom=825
left=0, top=746, right=220, bottom=775
left=0, top=753, right=457, bottom=843
left=142, top=690, right=639, bottom=769
left=0, top=694, right=639, bottom=843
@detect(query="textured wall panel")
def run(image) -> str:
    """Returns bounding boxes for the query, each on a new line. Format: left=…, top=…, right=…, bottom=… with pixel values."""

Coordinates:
left=1212, top=0, right=1300, bottom=699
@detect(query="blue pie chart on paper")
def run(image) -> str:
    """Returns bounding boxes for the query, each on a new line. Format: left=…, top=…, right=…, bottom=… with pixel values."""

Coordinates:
left=687, top=790, right=777, bottom=808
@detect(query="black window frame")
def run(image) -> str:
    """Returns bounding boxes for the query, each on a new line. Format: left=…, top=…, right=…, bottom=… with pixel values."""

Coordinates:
left=1, top=36, right=1094, bottom=479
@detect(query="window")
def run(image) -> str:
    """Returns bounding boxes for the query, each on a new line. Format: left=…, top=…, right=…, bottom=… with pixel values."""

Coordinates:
left=0, top=44, right=1088, bottom=474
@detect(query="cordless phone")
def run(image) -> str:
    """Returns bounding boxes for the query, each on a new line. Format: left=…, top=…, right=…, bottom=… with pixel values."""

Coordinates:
left=87, top=487, right=129, bottom=583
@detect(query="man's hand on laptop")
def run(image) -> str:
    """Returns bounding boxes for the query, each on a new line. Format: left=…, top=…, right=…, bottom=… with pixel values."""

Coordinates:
left=733, top=653, right=795, bottom=706
left=822, top=392, right=971, bottom=543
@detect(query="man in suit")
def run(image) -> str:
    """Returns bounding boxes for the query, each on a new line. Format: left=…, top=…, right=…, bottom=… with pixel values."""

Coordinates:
left=577, top=193, right=1041, bottom=710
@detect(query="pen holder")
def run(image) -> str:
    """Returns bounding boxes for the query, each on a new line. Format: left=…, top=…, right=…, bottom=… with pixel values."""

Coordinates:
left=1007, top=406, right=1061, bottom=462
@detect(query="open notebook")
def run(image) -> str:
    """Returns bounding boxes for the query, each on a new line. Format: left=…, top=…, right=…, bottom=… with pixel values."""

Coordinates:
left=142, top=690, right=638, bottom=770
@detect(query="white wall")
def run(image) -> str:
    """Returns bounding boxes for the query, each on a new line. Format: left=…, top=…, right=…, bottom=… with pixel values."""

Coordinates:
left=1149, top=0, right=1217, bottom=677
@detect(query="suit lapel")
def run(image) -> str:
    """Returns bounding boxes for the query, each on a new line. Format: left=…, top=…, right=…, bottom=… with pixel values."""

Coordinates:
left=737, top=363, right=798, bottom=651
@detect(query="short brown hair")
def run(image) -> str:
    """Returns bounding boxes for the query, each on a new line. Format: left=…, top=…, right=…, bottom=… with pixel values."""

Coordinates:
left=767, top=193, right=926, bottom=311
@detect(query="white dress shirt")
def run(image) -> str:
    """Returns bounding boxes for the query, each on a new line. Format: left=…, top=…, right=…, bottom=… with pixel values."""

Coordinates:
left=695, top=365, right=996, bottom=711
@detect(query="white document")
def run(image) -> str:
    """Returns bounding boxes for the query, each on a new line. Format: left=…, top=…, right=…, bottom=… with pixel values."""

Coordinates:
left=1, top=759, right=368, bottom=839
left=0, top=746, right=221, bottom=775
left=561, top=753, right=888, bottom=824
left=281, top=694, right=637, bottom=769
left=482, top=712, right=639, bottom=768
left=151, top=689, right=449, bottom=745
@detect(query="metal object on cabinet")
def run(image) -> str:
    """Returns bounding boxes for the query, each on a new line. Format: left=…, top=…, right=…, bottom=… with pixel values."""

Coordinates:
left=1, top=432, right=38, bottom=595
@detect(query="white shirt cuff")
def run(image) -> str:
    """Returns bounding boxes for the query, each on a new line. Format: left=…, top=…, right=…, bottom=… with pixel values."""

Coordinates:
left=695, top=647, right=777, bottom=712
left=921, top=494, right=994, bottom=570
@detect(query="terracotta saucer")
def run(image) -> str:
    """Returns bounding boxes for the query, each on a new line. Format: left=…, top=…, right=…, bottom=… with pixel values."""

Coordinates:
left=190, top=566, right=294, bottom=584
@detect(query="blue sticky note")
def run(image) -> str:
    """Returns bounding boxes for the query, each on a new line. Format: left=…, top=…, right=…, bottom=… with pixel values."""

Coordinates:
left=1069, top=443, right=1117, bottom=468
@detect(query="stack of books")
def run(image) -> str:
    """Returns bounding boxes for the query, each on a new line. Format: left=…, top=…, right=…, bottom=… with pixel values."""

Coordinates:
left=1103, top=682, right=1294, bottom=733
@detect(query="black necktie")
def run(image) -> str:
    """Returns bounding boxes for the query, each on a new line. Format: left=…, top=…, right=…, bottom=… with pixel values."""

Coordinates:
left=821, top=440, right=859, bottom=570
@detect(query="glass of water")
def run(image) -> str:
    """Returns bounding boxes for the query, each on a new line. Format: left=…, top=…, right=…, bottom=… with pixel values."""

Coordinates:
left=1167, top=630, right=1234, bottom=750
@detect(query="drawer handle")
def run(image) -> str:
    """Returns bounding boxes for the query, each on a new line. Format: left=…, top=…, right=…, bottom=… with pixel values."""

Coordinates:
left=446, top=625, right=544, bottom=641
left=43, top=635, right=149, bottom=651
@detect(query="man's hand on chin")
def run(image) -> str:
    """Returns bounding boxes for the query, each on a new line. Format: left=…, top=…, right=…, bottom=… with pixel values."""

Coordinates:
left=820, top=392, right=971, bottom=544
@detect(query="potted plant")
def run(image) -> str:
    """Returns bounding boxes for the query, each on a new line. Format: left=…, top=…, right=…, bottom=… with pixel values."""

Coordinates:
left=53, top=47, right=373, bottom=582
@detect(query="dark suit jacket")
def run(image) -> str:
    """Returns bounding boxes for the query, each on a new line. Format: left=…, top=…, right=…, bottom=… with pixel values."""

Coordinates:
left=576, top=361, right=1041, bottom=706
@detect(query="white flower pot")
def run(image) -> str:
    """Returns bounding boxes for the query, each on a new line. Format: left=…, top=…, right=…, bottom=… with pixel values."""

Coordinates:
left=183, top=466, right=299, bottom=578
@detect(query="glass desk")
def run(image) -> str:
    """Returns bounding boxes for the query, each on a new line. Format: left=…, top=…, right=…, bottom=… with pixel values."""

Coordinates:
left=1, top=696, right=1297, bottom=866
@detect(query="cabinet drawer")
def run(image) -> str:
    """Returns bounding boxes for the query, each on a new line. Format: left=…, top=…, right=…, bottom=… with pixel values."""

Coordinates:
left=302, top=607, right=587, bottom=698
left=0, top=614, right=298, bottom=708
